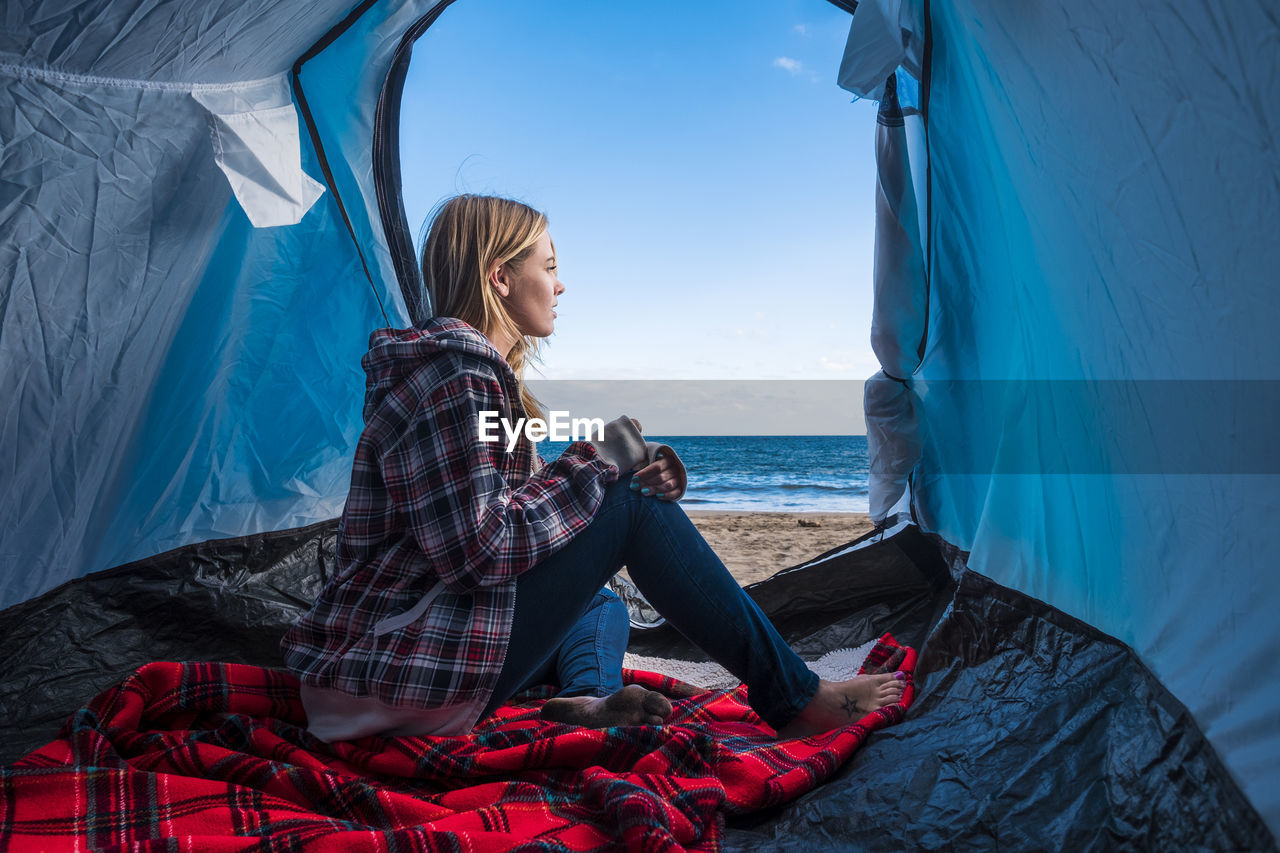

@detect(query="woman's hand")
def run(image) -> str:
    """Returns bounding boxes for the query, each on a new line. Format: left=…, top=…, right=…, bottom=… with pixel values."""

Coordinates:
left=629, top=443, right=687, bottom=501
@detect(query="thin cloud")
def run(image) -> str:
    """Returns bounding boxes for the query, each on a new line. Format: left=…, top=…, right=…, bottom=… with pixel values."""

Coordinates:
left=772, top=56, right=804, bottom=75
left=793, top=24, right=809, bottom=36
left=819, top=355, right=855, bottom=372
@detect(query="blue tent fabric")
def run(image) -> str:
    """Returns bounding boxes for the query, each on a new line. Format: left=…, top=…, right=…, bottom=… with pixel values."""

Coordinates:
left=0, top=0, right=433, bottom=608
left=843, top=0, right=1280, bottom=836
left=863, top=70, right=929, bottom=520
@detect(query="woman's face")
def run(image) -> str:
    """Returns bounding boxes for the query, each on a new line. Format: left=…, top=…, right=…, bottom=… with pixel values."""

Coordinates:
left=502, top=230, right=563, bottom=338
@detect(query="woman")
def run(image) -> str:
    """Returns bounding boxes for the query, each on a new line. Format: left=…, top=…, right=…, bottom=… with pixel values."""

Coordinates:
left=281, top=194, right=904, bottom=740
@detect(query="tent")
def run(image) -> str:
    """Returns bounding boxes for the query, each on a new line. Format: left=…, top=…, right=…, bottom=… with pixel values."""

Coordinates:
left=2, top=0, right=1276, bottom=848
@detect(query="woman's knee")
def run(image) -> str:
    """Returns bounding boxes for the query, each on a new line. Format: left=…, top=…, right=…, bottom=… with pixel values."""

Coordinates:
left=601, top=476, right=683, bottom=521
left=586, top=478, right=650, bottom=530
left=601, top=476, right=644, bottom=507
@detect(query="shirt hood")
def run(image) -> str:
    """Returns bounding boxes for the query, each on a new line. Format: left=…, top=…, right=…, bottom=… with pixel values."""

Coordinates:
left=359, top=317, right=520, bottom=421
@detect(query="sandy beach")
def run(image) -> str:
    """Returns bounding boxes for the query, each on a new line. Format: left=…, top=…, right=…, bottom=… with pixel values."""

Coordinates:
left=682, top=510, right=875, bottom=587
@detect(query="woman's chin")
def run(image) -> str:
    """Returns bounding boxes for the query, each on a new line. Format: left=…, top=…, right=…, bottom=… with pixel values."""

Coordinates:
left=517, top=320, right=555, bottom=339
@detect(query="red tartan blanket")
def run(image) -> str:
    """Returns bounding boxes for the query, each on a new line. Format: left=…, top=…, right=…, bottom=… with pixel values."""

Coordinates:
left=1, top=635, right=914, bottom=852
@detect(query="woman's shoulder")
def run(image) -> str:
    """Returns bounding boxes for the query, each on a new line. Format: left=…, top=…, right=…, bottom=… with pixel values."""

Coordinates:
left=358, top=318, right=522, bottom=429
left=364, top=319, right=507, bottom=390
left=365, top=318, right=494, bottom=362
left=410, top=350, right=507, bottom=402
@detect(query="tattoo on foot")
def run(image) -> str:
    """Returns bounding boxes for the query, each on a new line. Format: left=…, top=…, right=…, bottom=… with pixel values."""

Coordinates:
left=840, top=695, right=861, bottom=718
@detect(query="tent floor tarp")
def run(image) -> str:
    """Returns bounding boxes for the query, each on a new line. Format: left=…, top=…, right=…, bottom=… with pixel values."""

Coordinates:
left=1, top=522, right=1272, bottom=850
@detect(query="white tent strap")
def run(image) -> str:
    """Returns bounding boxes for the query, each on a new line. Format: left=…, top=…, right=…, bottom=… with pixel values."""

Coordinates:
left=193, top=78, right=326, bottom=229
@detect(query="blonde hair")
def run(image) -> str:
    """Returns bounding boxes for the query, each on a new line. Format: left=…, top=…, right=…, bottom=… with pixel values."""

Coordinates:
left=420, top=194, right=550, bottom=424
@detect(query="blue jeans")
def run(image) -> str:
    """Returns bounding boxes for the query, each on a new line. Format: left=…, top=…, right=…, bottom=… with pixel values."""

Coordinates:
left=511, top=587, right=630, bottom=699
left=481, top=478, right=821, bottom=729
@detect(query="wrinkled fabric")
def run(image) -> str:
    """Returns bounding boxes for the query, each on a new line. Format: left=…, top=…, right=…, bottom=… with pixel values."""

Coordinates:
left=1, top=514, right=1269, bottom=849
left=0, top=0, right=443, bottom=611
left=837, top=0, right=926, bottom=100
left=864, top=371, right=921, bottom=522
left=869, top=72, right=929, bottom=381
left=1, top=645, right=914, bottom=852
left=191, top=76, right=325, bottom=227
left=0, top=1, right=351, bottom=82
left=915, top=0, right=1280, bottom=835
left=722, top=571, right=1274, bottom=851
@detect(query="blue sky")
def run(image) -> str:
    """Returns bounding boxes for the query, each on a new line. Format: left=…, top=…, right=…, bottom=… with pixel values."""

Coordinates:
left=400, top=0, right=880, bottom=383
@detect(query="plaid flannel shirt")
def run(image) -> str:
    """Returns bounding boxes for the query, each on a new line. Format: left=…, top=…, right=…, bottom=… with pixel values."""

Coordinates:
left=281, top=317, right=619, bottom=725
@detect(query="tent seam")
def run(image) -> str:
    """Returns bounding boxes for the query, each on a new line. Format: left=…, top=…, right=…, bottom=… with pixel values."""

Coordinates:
left=0, top=61, right=286, bottom=92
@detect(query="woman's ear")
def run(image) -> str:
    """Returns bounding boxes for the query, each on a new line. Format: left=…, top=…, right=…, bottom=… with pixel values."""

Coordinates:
left=488, top=264, right=510, bottom=298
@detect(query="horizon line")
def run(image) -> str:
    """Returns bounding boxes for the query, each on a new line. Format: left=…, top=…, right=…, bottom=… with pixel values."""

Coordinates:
left=537, top=433, right=869, bottom=438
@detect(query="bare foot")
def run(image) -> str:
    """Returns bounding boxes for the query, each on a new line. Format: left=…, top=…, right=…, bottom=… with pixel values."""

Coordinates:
left=540, top=684, right=673, bottom=728
left=775, top=674, right=905, bottom=739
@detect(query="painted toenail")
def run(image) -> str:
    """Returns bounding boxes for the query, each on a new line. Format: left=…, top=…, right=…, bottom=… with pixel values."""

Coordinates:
left=642, top=487, right=650, bottom=494
left=893, top=671, right=906, bottom=682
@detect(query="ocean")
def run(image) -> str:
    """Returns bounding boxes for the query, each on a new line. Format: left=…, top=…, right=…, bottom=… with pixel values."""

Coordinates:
left=538, top=435, right=870, bottom=514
